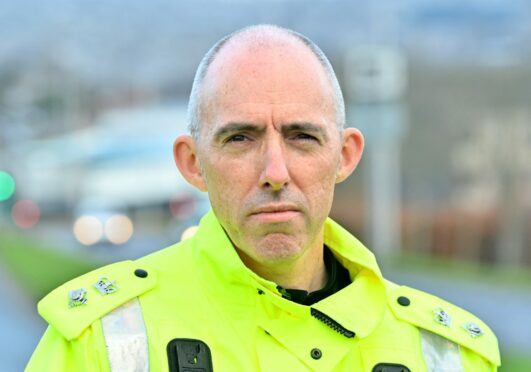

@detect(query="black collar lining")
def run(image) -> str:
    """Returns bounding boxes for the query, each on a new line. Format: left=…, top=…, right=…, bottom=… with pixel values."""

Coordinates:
left=280, top=246, right=351, bottom=305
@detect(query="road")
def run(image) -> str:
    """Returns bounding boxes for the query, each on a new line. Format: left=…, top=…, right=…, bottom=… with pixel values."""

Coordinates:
left=0, top=265, right=45, bottom=371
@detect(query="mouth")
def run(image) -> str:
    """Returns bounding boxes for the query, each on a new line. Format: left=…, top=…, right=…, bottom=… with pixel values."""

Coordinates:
left=250, top=204, right=300, bottom=223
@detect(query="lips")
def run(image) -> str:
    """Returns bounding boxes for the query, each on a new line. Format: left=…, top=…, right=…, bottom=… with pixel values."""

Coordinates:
left=251, top=204, right=299, bottom=214
left=249, top=204, right=300, bottom=223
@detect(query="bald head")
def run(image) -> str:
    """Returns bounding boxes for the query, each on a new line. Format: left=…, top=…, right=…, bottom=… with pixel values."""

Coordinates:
left=187, top=25, right=346, bottom=142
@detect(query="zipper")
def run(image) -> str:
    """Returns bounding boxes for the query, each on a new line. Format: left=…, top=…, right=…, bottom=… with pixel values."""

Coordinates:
left=311, top=308, right=356, bottom=338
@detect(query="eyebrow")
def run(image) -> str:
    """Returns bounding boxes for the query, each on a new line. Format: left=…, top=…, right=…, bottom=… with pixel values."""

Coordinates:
left=213, top=121, right=328, bottom=142
left=281, top=122, right=328, bottom=141
left=213, top=122, right=266, bottom=142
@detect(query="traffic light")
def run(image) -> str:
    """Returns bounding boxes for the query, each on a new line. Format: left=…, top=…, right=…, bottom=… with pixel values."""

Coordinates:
left=0, top=171, right=15, bottom=202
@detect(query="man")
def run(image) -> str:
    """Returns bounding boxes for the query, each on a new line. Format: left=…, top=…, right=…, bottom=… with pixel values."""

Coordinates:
left=27, top=25, right=500, bottom=371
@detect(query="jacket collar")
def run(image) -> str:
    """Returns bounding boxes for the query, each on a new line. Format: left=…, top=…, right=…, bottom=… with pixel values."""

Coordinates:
left=190, top=209, right=387, bottom=339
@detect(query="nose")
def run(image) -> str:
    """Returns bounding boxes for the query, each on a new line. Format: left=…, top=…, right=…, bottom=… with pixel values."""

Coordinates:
left=259, top=138, right=290, bottom=191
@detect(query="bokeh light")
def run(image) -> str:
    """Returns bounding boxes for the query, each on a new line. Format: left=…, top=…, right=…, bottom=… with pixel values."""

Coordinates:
left=104, top=214, right=134, bottom=245
left=180, top=225, right=199, bottom=241
left=73, top=215, right=104, bottom=245
left=0, top=171, right=15, bottom=201
left=11, top=199, right=40, bottom=229
left=169, top=195, right=195, bottom=220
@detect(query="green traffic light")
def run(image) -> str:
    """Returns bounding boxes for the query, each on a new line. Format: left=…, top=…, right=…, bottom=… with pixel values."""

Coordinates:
left=0, top=171, right=15, bottom=201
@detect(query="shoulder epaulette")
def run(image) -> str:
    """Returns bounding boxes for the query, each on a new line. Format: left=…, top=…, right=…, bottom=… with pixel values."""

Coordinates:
left=386, top=281, right=500, bottom=367
left=38, top=260, right=157, bottom=341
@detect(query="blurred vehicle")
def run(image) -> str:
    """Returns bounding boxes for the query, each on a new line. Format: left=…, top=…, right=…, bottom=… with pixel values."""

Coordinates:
left=5, top=102, right=210, bottom=242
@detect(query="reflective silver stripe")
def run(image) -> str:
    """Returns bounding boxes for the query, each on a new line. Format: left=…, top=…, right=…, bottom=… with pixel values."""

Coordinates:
left=421, top=329, right=463, bottom=372
left=101, top=298, right=149, bottom=372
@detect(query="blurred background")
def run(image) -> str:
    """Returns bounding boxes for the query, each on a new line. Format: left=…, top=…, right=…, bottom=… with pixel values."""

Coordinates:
left=0, top=0, right=530, bottom=370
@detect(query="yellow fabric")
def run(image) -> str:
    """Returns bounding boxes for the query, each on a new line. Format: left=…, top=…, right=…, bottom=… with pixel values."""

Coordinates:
left=388, top=285, right=500, bottom=366
left=27, top=320, right=110, bottom=372
left=37, top=260, right=157, bottom=341
left=27, top=210, right=500, bottom=371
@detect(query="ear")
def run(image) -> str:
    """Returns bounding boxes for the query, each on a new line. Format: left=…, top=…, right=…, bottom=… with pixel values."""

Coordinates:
left=336, top=127, right=364, bottom=184
left=173, top=135, right=208, bottom=192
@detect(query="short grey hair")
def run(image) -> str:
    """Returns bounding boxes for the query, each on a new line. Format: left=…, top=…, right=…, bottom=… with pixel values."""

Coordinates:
left=187, top=24, right=346, bottom=142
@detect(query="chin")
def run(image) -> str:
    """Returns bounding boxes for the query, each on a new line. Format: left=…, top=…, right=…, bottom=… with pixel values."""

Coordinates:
left=254, top=234, right=303, bottom=262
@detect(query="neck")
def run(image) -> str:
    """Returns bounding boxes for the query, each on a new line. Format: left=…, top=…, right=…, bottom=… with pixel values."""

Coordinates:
left=237, top=239, right=328, bottom=293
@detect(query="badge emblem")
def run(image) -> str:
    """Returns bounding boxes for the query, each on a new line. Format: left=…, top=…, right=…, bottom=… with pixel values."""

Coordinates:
left=69, top=288, right=88, bottom=307
left=462, top=322, right=483, bottom=338
left=93, top=277, right=118, bottom=295
left=433, top=307, right=452, bottom=327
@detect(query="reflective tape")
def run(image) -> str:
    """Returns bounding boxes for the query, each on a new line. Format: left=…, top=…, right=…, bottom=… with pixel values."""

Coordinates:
left=421, top=329, right=463, bottom=372
left=101, top=298, right=149, bottom=372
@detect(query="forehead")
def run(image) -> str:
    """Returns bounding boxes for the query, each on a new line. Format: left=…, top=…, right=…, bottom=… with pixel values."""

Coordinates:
left=199, top=34, right=337, bottom=130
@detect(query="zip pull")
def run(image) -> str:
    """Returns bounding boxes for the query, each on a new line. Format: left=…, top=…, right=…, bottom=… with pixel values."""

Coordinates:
left=311, top=308, right=356, bottom=338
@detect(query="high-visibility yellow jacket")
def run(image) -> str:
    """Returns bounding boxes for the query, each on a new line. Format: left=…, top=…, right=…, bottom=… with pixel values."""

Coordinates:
left=27, top=210, right=500, bottom=371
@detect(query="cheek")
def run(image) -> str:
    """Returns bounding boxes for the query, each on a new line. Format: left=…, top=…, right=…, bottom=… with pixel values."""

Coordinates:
left=297, top=157, right=338, bottom=203
left=301, top=151, right=338, bottom=183
left=202, top=160, right=252, bottom=209
left=301, top=169, right=335, bottom=203
left=309, top=174, right=336, bottom=203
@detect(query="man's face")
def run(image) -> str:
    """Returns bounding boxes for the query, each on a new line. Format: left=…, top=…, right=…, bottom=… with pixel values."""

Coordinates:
left=196, top=39, right=343, bottom=265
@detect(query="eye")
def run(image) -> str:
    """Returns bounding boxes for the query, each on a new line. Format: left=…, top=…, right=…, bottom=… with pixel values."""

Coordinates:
left=293, top=133, right=318, bottom=142
left=226, top=134, right=248, bottom=143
